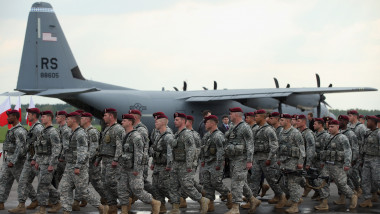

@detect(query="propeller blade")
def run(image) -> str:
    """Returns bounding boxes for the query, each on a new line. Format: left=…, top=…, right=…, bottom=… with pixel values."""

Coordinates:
left=183, top=81, right=187, bottom=91
left=162, top=87, right=165, bottom=91
left=316, top=73, right=321, bottom=88
left=173, top=87, right=178, bottom=91
left=278, top=103, right=283, bottom=114
left=322, top=101, right=331, bottom=108
left=202, top=87, right=208, bottom=90
left=274, top=78, right=279, bottom=88
left=317, top=102, right=321, bottom=118
left=286, top=84, right=290, bottom=88
left=214, top=81, right=217, bottom=90
left=328, top=83, right=332, bottom=87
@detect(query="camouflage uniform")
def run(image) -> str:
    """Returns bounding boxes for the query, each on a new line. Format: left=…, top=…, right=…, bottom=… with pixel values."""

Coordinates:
left=96, top=122, right=124, bottom=205
left=341, top=128, right=360, bottom=191
left=151, top=130, right=175, bottom=204
left=277, top=127, right=305, bottom=203
left=17, top=122, right=44, bottom=203
left=319, top=133, right=354, bottom=199
left=34, top=125, right=61, bottom=206
left=360, top=128, right=380, bottom=200
left=168, top=128, right=202, bottom=204
left=300, top=128, right=316, bottom=167
left=118, top=130, right=153, bottom=204
left=59, top=127, right=101, bottom=212
left=274, top=126, right=283, bottom=139
left=225, top=121, right=254, bottom=203
left=250, top=123, right=282, bottom=197
left=53, top=124, right=71, bottom=188
left=201, top=129, right=230, bottom=201
left=348, top=121, right=367, bottom=190
left=313, top=130, right=330, bottom=169
left=0, top=123, right=28, bottom=203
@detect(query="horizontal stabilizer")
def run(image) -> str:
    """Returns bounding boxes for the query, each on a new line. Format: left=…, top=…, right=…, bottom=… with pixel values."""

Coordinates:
left=0, top=92, right=26, bottom=96
left=35, top=88, right=100, bottom=97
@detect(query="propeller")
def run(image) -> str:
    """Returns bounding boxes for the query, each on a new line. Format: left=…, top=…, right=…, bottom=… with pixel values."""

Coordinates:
left=214, top=81, right=217, bottom=90
left=183, top=81, right=187, bottom=91
left=286, top=84, right=290, bottom=88
left=162, top=87, right=165, bottom=91
left=315, top=73, right=332, bottom=117
left=173, top=87, right=178, bottom=91
left=274, top=78, right=279, bottom=88
left=273, top=77, right=284, bottom=113
left=202, top=87, right=208, bottom=90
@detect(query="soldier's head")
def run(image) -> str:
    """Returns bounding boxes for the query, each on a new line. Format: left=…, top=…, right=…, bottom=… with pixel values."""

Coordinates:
left=338, top=115, right=349, bottom=129
left=268, top=112, right=280, bottom=126
left=254, top=110, right=267, bottom=125
left=244, top=112, right=255, bottom=125
left=222, top=115, right=229, bottom=125
left=328, top=120, right=340, bottom=135
left=202, top=110, right=212, bottom=118
left=359, top=115, right=365, bottom=124
left=41, top=111, right=54, bottom=126
left=55, top=111, right=67, bottom=124
left=186, top=115, right=194, bottom=129
left=313, top=118, right=325, bottom=131
left=129, top=109, right=141, bottom=125
left=155, top=114, right=168, bottom=130
left=80, top=112, right=93, bottom=128
left=153, top=112, right=165, bottom=121
left=26, top=108, right=40, bottom=124
left=6, top=110, right=19, bottom=125
left=205, top=115, right=218, bottom=131
left=307, top=112, right=313, bottom=121
left=296, top=115, right=307, bottom=128
left=174, top=113, right=186, bottom=128
left=229, top=107, right=243, bottom=124
left=347, top=110, right=359, bottom=123
left=279, top=114, right=292, bottom=127
left=365, top=116, right=378, bottom=130
left=291, top=114, right=298, bottom=128
left=103, top=108, right=117, bottom=125
left=121, top=114, right=135, bottom=129
left=66, top=112, right=81, bottom=128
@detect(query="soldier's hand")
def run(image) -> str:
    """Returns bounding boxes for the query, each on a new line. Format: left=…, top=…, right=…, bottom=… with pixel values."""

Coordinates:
left=74, top=168, right=80, bottom=175
left=35, top=163, right=39, bottom=170
left=344, top=166, right=350, bottom=171
left=215, top=166, right=221, bottom=171
left=297, top=164, right=303, bottom=169
left=265, top=160, right=271, bottom=166
left=133, top=171, right=139, bottom=176
left=48, top=165, right=54, bottom=172
left=277, top=161, right=281, bottom=166
left=246, top=162, right=253, bottom=170
left=150, top=165, right=154, bottom=170
left=8, top=162, right=14, bottom=168
left=305, top=165, right=310, bottom=170
left=201, top=162, right=205, bottom=167
left=31, top=160, right=36, bottom=166
left=165, top=167, right=171, bottom=171
left=111, top=161, right=118, bottom=168
left=94, top=162, right=99, bottom=167
left=187, top=168, right=192, bottom=173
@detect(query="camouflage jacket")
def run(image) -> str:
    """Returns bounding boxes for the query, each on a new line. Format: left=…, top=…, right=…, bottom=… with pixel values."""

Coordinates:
left=277, top=126, right=305, bottom=166
left=225, top=121, right=254, bottom=162
left=135, top=122, right=149, bottom=164
left=253, top=123, right=278, bottom=161
left=348, top=122, right=367, bottom=148
left=314, top=130, right=330, bottom=161
left=201, top=129, right=225, bottom=167
left=150, top=126, right=173, bottom=143
left=121, top=130, right=144, bottom=172
left=361, top=128, right=380, bottom=158
left=57, top=123, right=72, bottom=157
left=26, top=121, right=44, bottom=160
left=320, top=133, right=352, bottom=167
left=341, top=128, right=359, bottom=163
left=3, top=123, right=27, bottom=165
left=85, top=125, right=100, bottom=160
left=98, top=123, right=125, bottom=162
left=34, top=125, right=61, bottom=167
left=151, top=130, right=175, bottom=167
left=274, top=126, right=284, bottom=139
left=65, top=127, right=89, bottom=168
left=169, top=128, right=196, bottom=169
left=190, top=129, right=202, bottom=167
left=300, top=127, right=316, bottom=166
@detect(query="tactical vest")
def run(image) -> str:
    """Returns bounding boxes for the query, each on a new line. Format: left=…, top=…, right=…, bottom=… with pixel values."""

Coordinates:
left=36, top=126, right=54, bottom=155
left=315, top=130, right=328, bottom=160
left=136, top=123, right=149, bottom=165
left=121, top=130, right=137, bottom=168
left=278, top=127, right=301, bottom=158
left=99, top=123, right=118, bottom=157
left=65, top=128, right=82, bottom=164
left=203, top=130, right=219, bottom=159
left=173, top=129, right=187, bottom=162
left=254, top=124, right=271, bottom=153
left=320, top=133, right=345, bottom=163
left=27, top=123, right=43, bottom=158
left=225, top=122, right=247, bottom=157
left=3, top=125, right=26, bottom=154
left=152, top=132, right=169, bottom=165
left=362, top=128, right=380, bottom=156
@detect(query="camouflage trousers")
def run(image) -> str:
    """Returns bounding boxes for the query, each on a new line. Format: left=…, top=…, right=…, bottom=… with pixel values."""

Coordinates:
left=279, top=173, right=303, bottom=203
left=118, top=165, right=152, bottom=205
left=249, top=159, right=283, bottom=197
left=180, top=169, right=203, bottom=199
left=168, top=161, right=202, bottom=204
left=361, top=156, right=380, bottom=200
left=230, top=157, right=249, bottom=203
left=318, top=163, right=354, bottom=199
left=36, top=164, right=60, bottom=206
left=52, top=160, right=66, bottom=189
left=101, top=156, right=119, bottom=205
left=18, top=159, right=38, bottom=203
left=202, top=161, right=230, bottom=201
left=59, top=164, right=100, bottom=212
left=347, top=161, right=361, bottom=191
left=152, top=165, right=171, bottom=204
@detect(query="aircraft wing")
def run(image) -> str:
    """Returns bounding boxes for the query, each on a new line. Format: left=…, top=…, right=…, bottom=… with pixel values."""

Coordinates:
left=181, top=87, right=377, bottom=102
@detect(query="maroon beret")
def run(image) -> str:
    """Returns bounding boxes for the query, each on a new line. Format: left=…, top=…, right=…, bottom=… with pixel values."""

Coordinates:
left=280, top=114, right=292, bottom=119
left=67, top=112, right=81, bottom=117
left=292, top=114, right=298, bottom=119
left=323, top=116, right=333, bottom=122
left=338, top=115, right=349, bottom=121
left=55, top=111, right=67, bottom=116
left=81, top=112, right=93, bottom=118
left=255, top=109, right=266, bottom=114
left=329, top=120, right=339, bottom=125
left=244, top=112, right=255, bottom=117
left=365, top=115, right=378, bottom=122
left=296, top=115, right=306, bottom=120
left=186, top=115, right=194, bottom=121
left=129, top=109, right=141, bottom=116
left=156, top=114, right=168, bottom=120
left=314, top=118, right=324, bottom=123
left=104, top=108, right=117, bottom=113
left=270, top=112, right=280, bottom=117
left=359, top=115, right=364, bottom=118
left=75, top=110, right=84, bottom=114
left=153, top=112, right=165, bottom=117
left=204, top=115, right=218, bottom=123
left=26, top=108, right=40, bottom=114
left=174, top=112, right=186, bottom=119
left=41, top=110, right=53, bottom=116
left=229, top=107, right=243, bottom=113
left=6, top=110, right=19, bottom=116
left=347, top=110, right=359, bottom=115
left=122, top=114, right=135, bottom=120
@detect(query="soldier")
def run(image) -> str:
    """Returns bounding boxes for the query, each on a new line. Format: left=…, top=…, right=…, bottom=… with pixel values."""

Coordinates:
left=198, top=110, right=212, bottom=138
left=268, top=112, right=283, bottom=138
left=118, top=114, right=161, bottom=214
left=291, top=114, right=298, bottom=128
left=314, top=120, right=357, bottom=210
left=359, top=115, right=365, bottom=125
left=359, top=116, right=380, bottom=207
left=276, top=114, right=305, bottom=213
left=31, top=110, right=62, bottom=214
left=8, top=108, right=43, bottom=213
left=167, top=112, right=209, bottom=214
left=200, top=115, right=232, bottom=212
left=59, top=112, right=106, bottom=214
left=151, top=114, right=175, bottom=213
left=94, top=108, right=125, bottom=214
left=224, top=107, right=259, bottom=214
left=0, top=110, right=27, bottom=210
left=150, top=112, right=173, bottom=143
left=54, top=111, right=71, bottom=189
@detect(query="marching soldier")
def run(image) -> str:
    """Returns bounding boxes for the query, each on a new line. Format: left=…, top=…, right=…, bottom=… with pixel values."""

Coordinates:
left=95, top=108, right=125, bottom=214
left=150, top=112, right=173, bottom=143
left=9, top=108, right=43, bottom=213
left=0, top=110, right=27, bottom=210
left=31, top=110, right=62, bottom=214
left=59, top=112, right=106, bottom=214
left=118, top=114, right=161, bottom=214
left=315, top=120, right=357, bottom=210
left=167, top=112, right=209, bottom=214
left=54, top=111, right=71, bottom=189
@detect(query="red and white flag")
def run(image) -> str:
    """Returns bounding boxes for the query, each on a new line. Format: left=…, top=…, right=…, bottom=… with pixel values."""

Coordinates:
left=26, top=96, right=35, bottom=126
left=0, top=97, right=11, bottom=127
left=42, top=33, right=57, bottom=42
left=14, top=96, right=22, bottom=123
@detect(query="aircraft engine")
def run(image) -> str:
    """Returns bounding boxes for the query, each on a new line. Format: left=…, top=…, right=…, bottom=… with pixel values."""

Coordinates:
left=284, top=94, right=320, bottom=110
left=242, top=98, right=279, bottom=110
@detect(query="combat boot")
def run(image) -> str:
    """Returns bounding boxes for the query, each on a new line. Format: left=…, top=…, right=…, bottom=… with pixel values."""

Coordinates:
left=72, top=200, right=80, bottom=211
left=240, top=202, right=250, bottom=209
left=120, top=205, right=128, bottom=214
left=285, top=198, right=302, bottom=207
left=80, top=200, right=87, bottom=207
left=248, top=196, right=261, bottom=214
left=302, top=187, right=312, bottom=197
left=359, top=199, right=373, bottom=208
left=224, top=203, right=240, bottom=214
left=8, top=203, right=26, bottom=213
left=356, top=188, right=363, bottom=198
left=107, top=205, right=118, bottom=214
left=260, top=184, right=270, bottom=197
left=127, top=197, right=132, bottom=210
left=275, top=194, right=287, bottom=208
left=226, top=192, right=233, bottom=209
left=179, top=197, right=187, bottom=208
left=314, top=199, right=329, bottom=210
left=33, top=206, right=46, bottom=214
left=208, top=200, right=215, bottom=212
left=372, top=192, right=379, bottom=202
left=220, top=195, right=227, bottom=202
left=47, top=202, right=61, bottom=213
left=131, top=195, right=138, bottom=204
left=349, top=194, right=358, bottom=209
left=100, top=198, right=107, bottom=205
left=268, top=195, right=280, bottom=204
left=98, top=205, right=107, bottom=214
left=333, top=194, right=345, bottom=205
left=285, top=201, right=299, bottom=213
left=27, top=200, right=39, bottom=210
left=151, top=199, right=161, bottom=214
left=0, top=202, right=4, bottom=210
left=62, top=211, right=70, bottom=214
left=169, top=203, right=180, bottom=214
left=159, top=202, right=167, bottom=213
left=199, top=197, right=210, bottom=214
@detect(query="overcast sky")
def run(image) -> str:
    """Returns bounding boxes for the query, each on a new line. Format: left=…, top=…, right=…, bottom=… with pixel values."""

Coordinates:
left=0, top=0, right=379, bottom=109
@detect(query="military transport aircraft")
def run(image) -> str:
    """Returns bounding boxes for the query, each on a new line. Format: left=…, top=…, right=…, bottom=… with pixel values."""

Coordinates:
left=7, top=2, right=377, bottom=130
